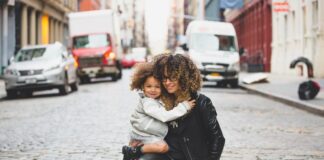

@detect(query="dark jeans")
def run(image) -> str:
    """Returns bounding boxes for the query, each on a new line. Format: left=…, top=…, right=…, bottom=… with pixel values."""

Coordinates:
left=139, top=154, right=170, bottom=160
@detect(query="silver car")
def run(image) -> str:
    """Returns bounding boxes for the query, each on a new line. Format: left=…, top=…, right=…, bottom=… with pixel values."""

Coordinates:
left=4, top=42, right=78, bottom=98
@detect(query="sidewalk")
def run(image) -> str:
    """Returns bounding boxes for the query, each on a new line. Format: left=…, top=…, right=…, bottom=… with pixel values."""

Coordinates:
left=239, top=72, right=324, bottom=117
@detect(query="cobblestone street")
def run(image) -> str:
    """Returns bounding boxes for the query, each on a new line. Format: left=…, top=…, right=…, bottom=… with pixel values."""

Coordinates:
left=0, top=69, right=324, bottom=160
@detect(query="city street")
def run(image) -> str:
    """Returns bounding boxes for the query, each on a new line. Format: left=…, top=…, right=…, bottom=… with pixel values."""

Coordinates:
left=0, top=69, right=323, bottom=160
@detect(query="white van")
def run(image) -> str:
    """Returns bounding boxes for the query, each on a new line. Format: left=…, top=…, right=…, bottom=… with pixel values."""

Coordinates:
left=185, top=20, right=240, bottom=87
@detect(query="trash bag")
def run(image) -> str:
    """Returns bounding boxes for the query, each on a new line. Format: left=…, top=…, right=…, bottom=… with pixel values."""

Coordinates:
left=298, top=80, right=320, bottom=100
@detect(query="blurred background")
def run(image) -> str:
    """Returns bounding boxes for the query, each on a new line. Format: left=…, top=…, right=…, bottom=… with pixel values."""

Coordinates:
left=1, top=0, right=323, bottom=77
left=0, top=0, right=324, bottom=159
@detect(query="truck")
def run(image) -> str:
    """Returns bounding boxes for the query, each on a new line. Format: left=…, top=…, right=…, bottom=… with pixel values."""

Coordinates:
left=184, top=20, right=240, bottom=87
left=68, top=10, right=122, bottom=83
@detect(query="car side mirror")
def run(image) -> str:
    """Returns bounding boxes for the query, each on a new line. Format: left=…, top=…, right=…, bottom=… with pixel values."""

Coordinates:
left=239, top=47, right=244, bottom=56
left=180, top=43, right=189, bottom=51
left=8, top=57, right=14, bottom=65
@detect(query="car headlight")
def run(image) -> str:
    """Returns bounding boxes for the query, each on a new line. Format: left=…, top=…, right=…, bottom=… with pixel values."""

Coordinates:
left=45, top=64, right=60, bottom=71
left=4, top=69, right=19, bottom=76
left=228, top=61, right=240, bottom=71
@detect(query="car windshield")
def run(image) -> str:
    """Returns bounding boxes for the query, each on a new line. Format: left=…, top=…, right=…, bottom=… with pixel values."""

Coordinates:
left=73, top=34, right=111, bottom=49
left=14, top=45, right=62, bottom=62
left=190, top=33, right=236, bottom=52
left=14, top=48, right=47, bottom=62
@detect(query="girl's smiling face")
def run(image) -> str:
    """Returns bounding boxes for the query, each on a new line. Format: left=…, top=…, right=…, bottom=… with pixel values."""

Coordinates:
left=143, top=76, right=161, bottom=99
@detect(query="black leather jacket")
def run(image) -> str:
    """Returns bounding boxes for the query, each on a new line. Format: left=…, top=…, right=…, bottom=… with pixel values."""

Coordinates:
left=166, top=93, right=225, bottom=160
left=139, top=93, right=225, bottom=160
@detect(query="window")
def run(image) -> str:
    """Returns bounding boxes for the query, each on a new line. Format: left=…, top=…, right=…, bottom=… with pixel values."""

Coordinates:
left=291, top=11, right=295, bottom=38
left=312, top=0, right=318, bottom=28
left=14, top=48, right=46, bottom=62
left=190, top=33, right=236, bottom=52
left=73, top=34, right=111, bottom=49
left=303, top=7, right=307, bottom=36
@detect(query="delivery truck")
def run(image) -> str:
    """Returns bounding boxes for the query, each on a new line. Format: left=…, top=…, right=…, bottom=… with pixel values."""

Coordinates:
left=68, top=10, right=122, bottom=83
left=185, top=20, right=240, bottom=87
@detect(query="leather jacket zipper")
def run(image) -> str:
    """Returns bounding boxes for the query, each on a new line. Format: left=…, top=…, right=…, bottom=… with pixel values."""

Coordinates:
left=183, top=137, right=193, bottom=160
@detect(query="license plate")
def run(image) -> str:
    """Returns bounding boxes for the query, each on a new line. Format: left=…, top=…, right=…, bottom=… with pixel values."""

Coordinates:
left=26, top=78, right=37, bottom=84
left=210, top=73, right=220, bottom=77
left=89, top=73, right=96, bottom=78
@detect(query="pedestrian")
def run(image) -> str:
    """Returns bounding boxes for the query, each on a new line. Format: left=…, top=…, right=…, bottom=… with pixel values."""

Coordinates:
left=122, top=62, right=196, bottom=160
left=139, top=53, right=225, bottom=160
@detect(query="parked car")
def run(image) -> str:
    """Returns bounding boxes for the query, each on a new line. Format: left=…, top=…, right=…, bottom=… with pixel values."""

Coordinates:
left=132, top=47, right=147, bottom=63
left=4, top=42, right=78, bottom=98
left=121, top=47, right=147, bottom=68
left=121, top=53, right=136, bottom=68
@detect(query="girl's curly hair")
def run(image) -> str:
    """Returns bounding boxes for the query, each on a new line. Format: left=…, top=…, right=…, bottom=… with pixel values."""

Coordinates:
left=130, top=62, right=155, bottom=91
left=153, top=53, right=202, bottom=109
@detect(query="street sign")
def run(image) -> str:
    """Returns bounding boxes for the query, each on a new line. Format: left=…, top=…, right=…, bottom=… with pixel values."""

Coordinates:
left=273, top=1, right=289, bottom=12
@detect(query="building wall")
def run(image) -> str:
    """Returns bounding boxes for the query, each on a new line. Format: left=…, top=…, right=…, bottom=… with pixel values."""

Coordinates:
left=118, top=0, right=134, bottom=53
left=271, top=0, right=324, bottom=77
left=205, top=0, right=220, bottom=21
left=16, top=0, right=78, bottom=49
left=0, top=1, right=15, bottom=74
left=133, top=0, right=146, bottom=47
left=0, top=0, right=77, bottom=75
left=167, top=0, right=184, bottom=50
left=184, top=0, right=199, bottom=31
left=226, top=0, right=272, bottom=72
left=78, top=0, right=101, bottom=11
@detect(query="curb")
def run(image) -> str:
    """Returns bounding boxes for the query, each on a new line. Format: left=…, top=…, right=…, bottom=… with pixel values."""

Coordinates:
left=240, top=84, right=324, bottom=117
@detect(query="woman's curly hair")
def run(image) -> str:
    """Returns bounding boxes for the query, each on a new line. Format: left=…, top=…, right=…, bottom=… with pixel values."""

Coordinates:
left=130, top=62, right=156, bottom=91
left=153, top=53, right=202, bottom=109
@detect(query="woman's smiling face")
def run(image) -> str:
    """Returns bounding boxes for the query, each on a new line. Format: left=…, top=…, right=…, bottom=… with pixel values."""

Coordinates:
left=162, top=71, right=180, bottom=94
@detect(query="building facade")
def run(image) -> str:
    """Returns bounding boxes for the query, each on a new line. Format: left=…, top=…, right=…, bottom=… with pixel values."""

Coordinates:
left=225, top=0, right=272, bottom=72
left=118, top=0, right=134, bottom=53
left=15, top=0, right=77, bottom=49
left=184, top=0, right=199, bottom=31
left=0, top=0, right=15, bottom=74
left=0, top=0, right=78, bottom=75
left=133, top=0, right=146, bottom=47
left=271, top=0, right=324, bottom=78
left=167, top=0, right=184, bottom=50
left=205, top=0, right=221, bottom=21
left=78, top=0, right=101, bottom=11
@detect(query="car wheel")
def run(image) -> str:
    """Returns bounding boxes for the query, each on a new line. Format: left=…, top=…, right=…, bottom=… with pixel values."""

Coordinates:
left=59, top=76, right=69, bottom=95
left=117, top=61, right=122, bottom=79
left=6, top=90, right=17, bottom=99
left=216, top=81, right=226, bottom=87
left=230, top=79, right=239, bottom=88
left=80, top=76, right=90, bottom=84
left=118, top=69, right=122, bottom=79
left=22, top=90, right=33, bottom=97
left=111, top=74, right=118, bottom=81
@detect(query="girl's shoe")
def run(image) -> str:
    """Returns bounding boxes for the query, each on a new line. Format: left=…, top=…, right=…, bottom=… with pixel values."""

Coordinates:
left=122, top=145, right=143, bottom=160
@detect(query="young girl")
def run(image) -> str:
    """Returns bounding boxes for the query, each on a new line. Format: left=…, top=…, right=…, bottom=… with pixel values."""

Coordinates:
left=122, top=62, right=195, bottom=160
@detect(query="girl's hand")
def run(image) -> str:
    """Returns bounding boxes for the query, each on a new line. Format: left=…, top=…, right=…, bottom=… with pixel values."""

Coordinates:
left=129, top=140, right=143, bottom=147
left=187, top=99, right=196, bottom=109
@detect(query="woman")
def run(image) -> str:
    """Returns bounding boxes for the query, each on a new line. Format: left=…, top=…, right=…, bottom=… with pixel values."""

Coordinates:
left=140, top=53, right=225, bottom=160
